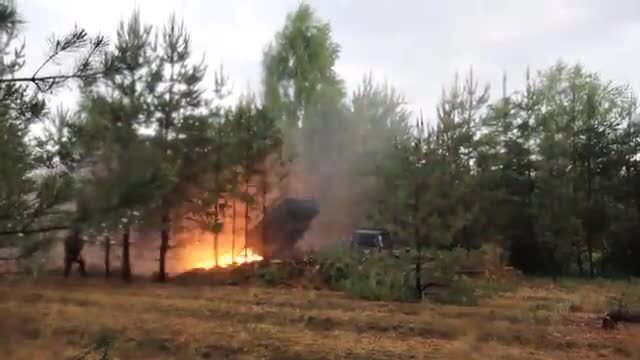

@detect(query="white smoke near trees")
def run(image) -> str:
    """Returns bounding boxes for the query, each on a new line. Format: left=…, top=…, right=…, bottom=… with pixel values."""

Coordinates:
left=284, top=74, right=412, bottom=248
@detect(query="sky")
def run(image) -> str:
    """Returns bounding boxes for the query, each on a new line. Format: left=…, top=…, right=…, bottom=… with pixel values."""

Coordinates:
left=17, top=0, right=640, bottom=119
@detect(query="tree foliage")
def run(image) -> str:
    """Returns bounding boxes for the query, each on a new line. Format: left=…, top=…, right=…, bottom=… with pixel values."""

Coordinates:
left=0, top=3, right=106, bottom=245
left=3, top=3, right=640, bottom=286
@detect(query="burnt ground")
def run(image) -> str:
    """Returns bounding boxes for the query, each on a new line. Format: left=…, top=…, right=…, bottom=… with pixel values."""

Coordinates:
left=0, top=275, right=639, bottom=359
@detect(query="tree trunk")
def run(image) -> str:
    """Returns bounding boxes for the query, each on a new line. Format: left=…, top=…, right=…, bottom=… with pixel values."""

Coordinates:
left=232, top=201, right=236, bottom=262
left=575, top=244, right=584, bottom=275
left=121, top=227, right=131, bottom=282
left=600, top=241, right=606, bottom=276
left=628, top=242, right=634, bottom=282
left=587, top=236, right=594, bottom=278
left=261, top=176, right=267, bottom=260
left=586, top=159, right=594, bottom=278
left=551, top=245, right=559, bottom=282
left=244, top=179, right=249, bottom=262
left=415, top=244, right=422, bottom=299
left=214, top=231, right=219, bottom=268
left=104, top=235, right=111, bottom=278
left=158, top=213, right=170, bottom=282
left=413, top=174, right=422, bottom=300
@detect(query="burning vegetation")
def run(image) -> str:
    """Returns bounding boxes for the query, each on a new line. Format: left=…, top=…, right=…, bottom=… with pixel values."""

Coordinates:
left=176, top=196, right=319, bottom=272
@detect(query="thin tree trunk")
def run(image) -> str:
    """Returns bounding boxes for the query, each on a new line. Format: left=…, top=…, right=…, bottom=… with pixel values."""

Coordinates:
left=600, top=248, right=606, bottom=276
left=261, top=175, right=268, bottom=260
left=104, top=235, right=111, bottom=278
left=628, top=241, right=633, bottom=282
left=587, top=235, right=594, bottom=278
left=552, top=245, right=559, bottom=282
left=586, top=159, right=595, bottom=278
left=232, top=200, right=236, bottom=262
left=121, top=227, right=131, bottom=282
left=575, top=243, right=584, bottom=275
left=158, top=212, right=170, bottom=282
left=413, top=175, right=422, bottom=299
left=214, top=231, right=219, bottom=268
left=214, top=208, right=219, bottom=268
left=415, top=243, right=422, bottom=299
left=244, top=179, right=249, bottom=262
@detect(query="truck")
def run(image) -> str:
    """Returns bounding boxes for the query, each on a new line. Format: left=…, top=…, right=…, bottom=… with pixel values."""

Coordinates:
left=349, top=227, right=394, bottom=252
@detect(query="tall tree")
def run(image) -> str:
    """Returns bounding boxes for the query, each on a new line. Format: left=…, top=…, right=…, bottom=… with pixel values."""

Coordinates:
left=262, top=3, right=342, bottom=149
left=149, top=14, right=208, bottom=281
left=370, top=114, right=473, bottom=298
left=479, top=69, right=540, bottom=272
left=76, top=11, right=169, bottom=281
left=224, top=100, right=281, bottom=258
left=346, top=74, right=412, bottom=232
left=434, top=70, right=489, bottom=251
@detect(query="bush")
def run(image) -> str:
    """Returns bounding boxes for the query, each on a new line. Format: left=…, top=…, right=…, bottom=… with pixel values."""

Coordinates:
left=313, top=243, right=515, bottom=304
left=340, top=258, right=415, bottom=301
left=317, top=244, right=415, bottom=301
left=317, top=244, right=358, bottom=285
left=257, top=262, right=304, bottom=286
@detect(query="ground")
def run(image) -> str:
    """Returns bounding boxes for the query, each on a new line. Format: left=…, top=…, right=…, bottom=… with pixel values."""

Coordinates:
left=0, top=276, right=638, bottom=359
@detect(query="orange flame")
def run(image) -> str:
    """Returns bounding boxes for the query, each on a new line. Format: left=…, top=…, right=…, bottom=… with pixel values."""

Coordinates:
left=192, top=248, right=263, bottom=269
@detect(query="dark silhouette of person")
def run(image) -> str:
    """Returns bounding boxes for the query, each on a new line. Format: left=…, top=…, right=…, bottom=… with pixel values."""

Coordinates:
left=64, top=223, right=86, bottom=277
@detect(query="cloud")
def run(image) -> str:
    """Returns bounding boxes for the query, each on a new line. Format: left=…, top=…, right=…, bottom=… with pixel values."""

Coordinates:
left=16, top=0, right=640, bottom=118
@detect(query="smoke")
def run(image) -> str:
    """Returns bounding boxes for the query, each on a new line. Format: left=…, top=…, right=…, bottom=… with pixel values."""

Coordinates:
left=247, top=197, right=318, bottom=258
left=284, top=75, right=411, bottom=249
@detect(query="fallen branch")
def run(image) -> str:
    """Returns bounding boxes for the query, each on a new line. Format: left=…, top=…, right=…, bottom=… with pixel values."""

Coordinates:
left=606, top=309, right=640, bottom=324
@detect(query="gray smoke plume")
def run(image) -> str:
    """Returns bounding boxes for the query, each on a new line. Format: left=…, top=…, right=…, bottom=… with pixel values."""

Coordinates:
left=247, top=197, right=319, bottom=258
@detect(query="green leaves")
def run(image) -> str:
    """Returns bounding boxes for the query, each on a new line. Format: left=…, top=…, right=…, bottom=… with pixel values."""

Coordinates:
left=0, top=5, right=106, bottom=237
left=262, top=3, right=344, bottom=147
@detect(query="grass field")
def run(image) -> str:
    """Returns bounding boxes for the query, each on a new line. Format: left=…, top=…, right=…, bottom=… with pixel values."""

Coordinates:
left=0, top=276, right=639, bottom=359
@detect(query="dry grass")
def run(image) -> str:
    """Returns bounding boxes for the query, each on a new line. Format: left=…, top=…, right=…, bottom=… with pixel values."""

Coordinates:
left=0, top=275, right=638, bottom=359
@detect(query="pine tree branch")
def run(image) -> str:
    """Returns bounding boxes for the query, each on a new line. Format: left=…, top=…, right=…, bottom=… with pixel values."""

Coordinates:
left=0, top=71, right=105, bottom=86
left=0, top=224, right=69, bottom=237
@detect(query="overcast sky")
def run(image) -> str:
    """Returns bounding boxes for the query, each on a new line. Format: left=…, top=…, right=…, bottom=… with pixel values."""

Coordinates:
left=18, top=0, right=640, bottom=118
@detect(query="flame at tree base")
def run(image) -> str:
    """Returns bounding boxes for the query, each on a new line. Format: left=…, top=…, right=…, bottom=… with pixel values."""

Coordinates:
left=192, top=248, right=263, bottom=269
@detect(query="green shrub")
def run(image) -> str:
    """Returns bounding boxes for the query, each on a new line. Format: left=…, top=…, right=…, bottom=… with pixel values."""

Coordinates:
left=317, top=244, right=358, bottom=285
left=314, top=243, right=509, bottom=304
left=340, top=261, right=415, bottom=301
left=257, top=262, right=305, bottom=286
left=316, top=244, right=415, bottom=301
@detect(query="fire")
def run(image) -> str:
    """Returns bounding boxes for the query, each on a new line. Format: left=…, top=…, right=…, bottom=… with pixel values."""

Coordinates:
left=192, top=248, right=263, bottom=269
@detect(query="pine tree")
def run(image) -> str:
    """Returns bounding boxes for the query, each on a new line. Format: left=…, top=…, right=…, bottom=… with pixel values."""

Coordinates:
left=148, top=13, right=209, bottom=281
left=0, top=3, right=106, bottom=242
left=0, top=5, right=108, bottom=91
left=75, top=11, right=170, bottom=281
left=223, top=100, right=281, bottom=259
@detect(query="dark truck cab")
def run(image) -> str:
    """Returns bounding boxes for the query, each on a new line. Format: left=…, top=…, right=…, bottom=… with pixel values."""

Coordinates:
left=349, top=228, right=393, bottom=251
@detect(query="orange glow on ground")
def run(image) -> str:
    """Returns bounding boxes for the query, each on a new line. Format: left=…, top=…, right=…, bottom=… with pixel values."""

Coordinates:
left=192, top=248, right=263, bottom=269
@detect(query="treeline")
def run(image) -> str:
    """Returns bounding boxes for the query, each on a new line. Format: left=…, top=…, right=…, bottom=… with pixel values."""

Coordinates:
left=1, top=3, right=639, bottom=281
left=370, top=68, right=640, bottom=278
